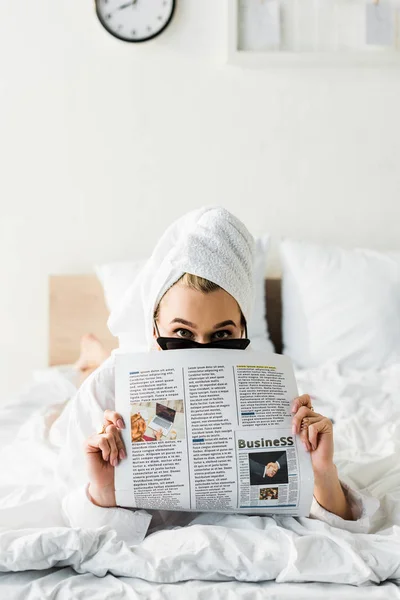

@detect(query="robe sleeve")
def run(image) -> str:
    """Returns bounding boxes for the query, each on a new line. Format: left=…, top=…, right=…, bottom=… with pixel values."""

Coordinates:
left=61, top=482, right=152, bottom=545
left=308, top=479, right=380, bottom=533
left=56, top=357, right=153, bottom=545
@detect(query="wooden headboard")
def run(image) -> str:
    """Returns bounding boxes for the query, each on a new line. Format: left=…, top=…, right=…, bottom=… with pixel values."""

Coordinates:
left=49, top=275, right=282, bottom=366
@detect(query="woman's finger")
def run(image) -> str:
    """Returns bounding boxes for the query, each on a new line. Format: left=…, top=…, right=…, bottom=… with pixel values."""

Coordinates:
left=291, top=394, right=313, bottom=414
left=107, top=424, right=127, bottom=460
left=307, top=417, right=332, bottom=451
left=300, top=415, right=323, bottom=451
left=104, top=410, right=125, bottom=430
left=85, top=433, right=111, bottom=461
left=85, top=429, right=127, bottom=463
left=104, top=432, right=119, bottom=466
left=300, top=415, right=323, bottom=429
left=299, top=422, right=312, bottom=452
left=98, top=436, right=112, bottom=461
left=292, top=405, right=316, bottom=434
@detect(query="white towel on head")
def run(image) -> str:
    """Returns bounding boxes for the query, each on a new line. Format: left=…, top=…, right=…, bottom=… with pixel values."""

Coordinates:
left=108, top=205, right=256, bottom=352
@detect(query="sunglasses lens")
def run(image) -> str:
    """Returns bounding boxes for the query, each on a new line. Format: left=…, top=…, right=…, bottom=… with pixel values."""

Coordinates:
left=210, top=338, right=251, bottom=350
left=156, top=337, right=199, bottom=350
left=156, top=337, right=250, bottom=350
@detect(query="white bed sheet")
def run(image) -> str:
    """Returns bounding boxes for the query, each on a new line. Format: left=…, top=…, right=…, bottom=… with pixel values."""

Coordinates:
left=0, top=361, right=399, bottom=598
left=1, top=569, right=399, bottom=600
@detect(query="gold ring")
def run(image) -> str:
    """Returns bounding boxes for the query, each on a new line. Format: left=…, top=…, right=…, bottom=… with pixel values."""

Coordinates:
left=97, top=424, right=107, bottom=435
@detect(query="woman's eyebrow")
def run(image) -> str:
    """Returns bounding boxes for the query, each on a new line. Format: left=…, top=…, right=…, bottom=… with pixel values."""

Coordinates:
left=170, top=318, right=197, bottom=328
left=169, top=318, right=237, bottom=329
left=213, top=320, right=237, bottom=329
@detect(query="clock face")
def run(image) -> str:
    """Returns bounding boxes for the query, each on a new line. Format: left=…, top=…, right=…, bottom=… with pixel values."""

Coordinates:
left=96, top=0, right=175, bottom=42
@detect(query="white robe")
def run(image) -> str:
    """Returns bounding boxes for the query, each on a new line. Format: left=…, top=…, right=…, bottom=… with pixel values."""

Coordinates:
left=56, top=354, right=380, bottom=547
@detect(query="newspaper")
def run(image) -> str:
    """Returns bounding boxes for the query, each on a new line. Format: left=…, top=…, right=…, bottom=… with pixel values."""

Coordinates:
left=115, top=349, right=314, bottom=516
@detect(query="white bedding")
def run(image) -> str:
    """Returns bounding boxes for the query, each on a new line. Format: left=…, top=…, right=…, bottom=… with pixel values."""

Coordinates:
left=1, top=570, right=399, bottom=600
left=1, top=361, right=399, bottom=598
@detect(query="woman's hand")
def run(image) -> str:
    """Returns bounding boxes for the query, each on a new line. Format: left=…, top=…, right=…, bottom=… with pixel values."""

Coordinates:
left=84, top=410, right=127, bottom=507
left=291, top=394, right=353, bottom=520
left=154, top=428, right=163, bottom=441
left=291, top=394, right=334, bottom=474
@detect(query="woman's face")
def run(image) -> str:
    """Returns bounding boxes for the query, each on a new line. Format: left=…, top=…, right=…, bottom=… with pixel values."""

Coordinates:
left=153, top=282, right=244, bottom=348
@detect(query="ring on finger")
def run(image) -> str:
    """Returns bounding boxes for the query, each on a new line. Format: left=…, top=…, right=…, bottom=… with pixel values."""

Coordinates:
left=97, top=424, right=107, bottom=435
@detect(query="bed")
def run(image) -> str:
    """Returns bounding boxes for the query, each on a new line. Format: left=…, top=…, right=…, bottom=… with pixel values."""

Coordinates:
left=0, top=274, right=399, bottom=599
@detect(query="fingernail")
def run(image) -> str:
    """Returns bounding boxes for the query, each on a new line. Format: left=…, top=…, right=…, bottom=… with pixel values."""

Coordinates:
left=119, top=449, right=126, bottom=460
left=112, top=458, right=118, bottom=467
left=292, top=424, right=296, bottom=434
left=303, top=442, right=308, bottom=452
left=117, top=419, right=125, bottom=429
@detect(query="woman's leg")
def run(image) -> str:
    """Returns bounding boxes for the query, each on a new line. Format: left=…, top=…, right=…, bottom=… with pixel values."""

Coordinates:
left=74, top=334, right=110, bottom=386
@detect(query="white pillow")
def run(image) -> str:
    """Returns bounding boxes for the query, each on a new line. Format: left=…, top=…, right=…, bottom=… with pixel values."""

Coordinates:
left=280, top=238, right=400, bottom=370
left=95, top=259, right=146, bottom=314
left=94, top=235, right=274, bottom=352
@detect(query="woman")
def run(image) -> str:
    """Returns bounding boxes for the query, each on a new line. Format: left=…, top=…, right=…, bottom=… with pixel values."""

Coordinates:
left=131, top=412, right=163, bottom=442
left=59, top=206, right=378, bottom=544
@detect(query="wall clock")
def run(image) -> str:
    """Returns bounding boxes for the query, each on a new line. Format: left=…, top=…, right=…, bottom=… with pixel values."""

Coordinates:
left=95, top=0, right=175, bottom=43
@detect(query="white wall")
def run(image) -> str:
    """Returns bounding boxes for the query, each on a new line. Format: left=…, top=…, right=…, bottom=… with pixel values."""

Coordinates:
left=1, top=0, right=399, bottom=402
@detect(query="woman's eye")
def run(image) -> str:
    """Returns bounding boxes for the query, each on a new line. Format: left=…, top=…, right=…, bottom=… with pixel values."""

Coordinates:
left=174, top=328, right=193, bottom=338
left=213, top=330, right=231, bottom=340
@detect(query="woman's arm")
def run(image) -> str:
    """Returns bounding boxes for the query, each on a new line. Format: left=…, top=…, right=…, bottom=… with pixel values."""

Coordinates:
left=291, top=395, right=353, bottom=521
left=312, top=463, right=353, bottom=520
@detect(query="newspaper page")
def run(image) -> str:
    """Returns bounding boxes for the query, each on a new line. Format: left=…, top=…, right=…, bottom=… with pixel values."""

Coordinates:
left=115, top=349, right=314, bottom=516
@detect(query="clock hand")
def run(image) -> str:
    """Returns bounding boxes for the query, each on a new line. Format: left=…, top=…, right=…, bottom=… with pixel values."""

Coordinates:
left=117, top=1, right=136, bottom=10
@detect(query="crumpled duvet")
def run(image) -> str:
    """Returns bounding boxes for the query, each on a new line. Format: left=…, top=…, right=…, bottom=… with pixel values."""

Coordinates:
left=1, top=517, right=399, bottom=584
left=1, top=361, right=400, bottom=585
